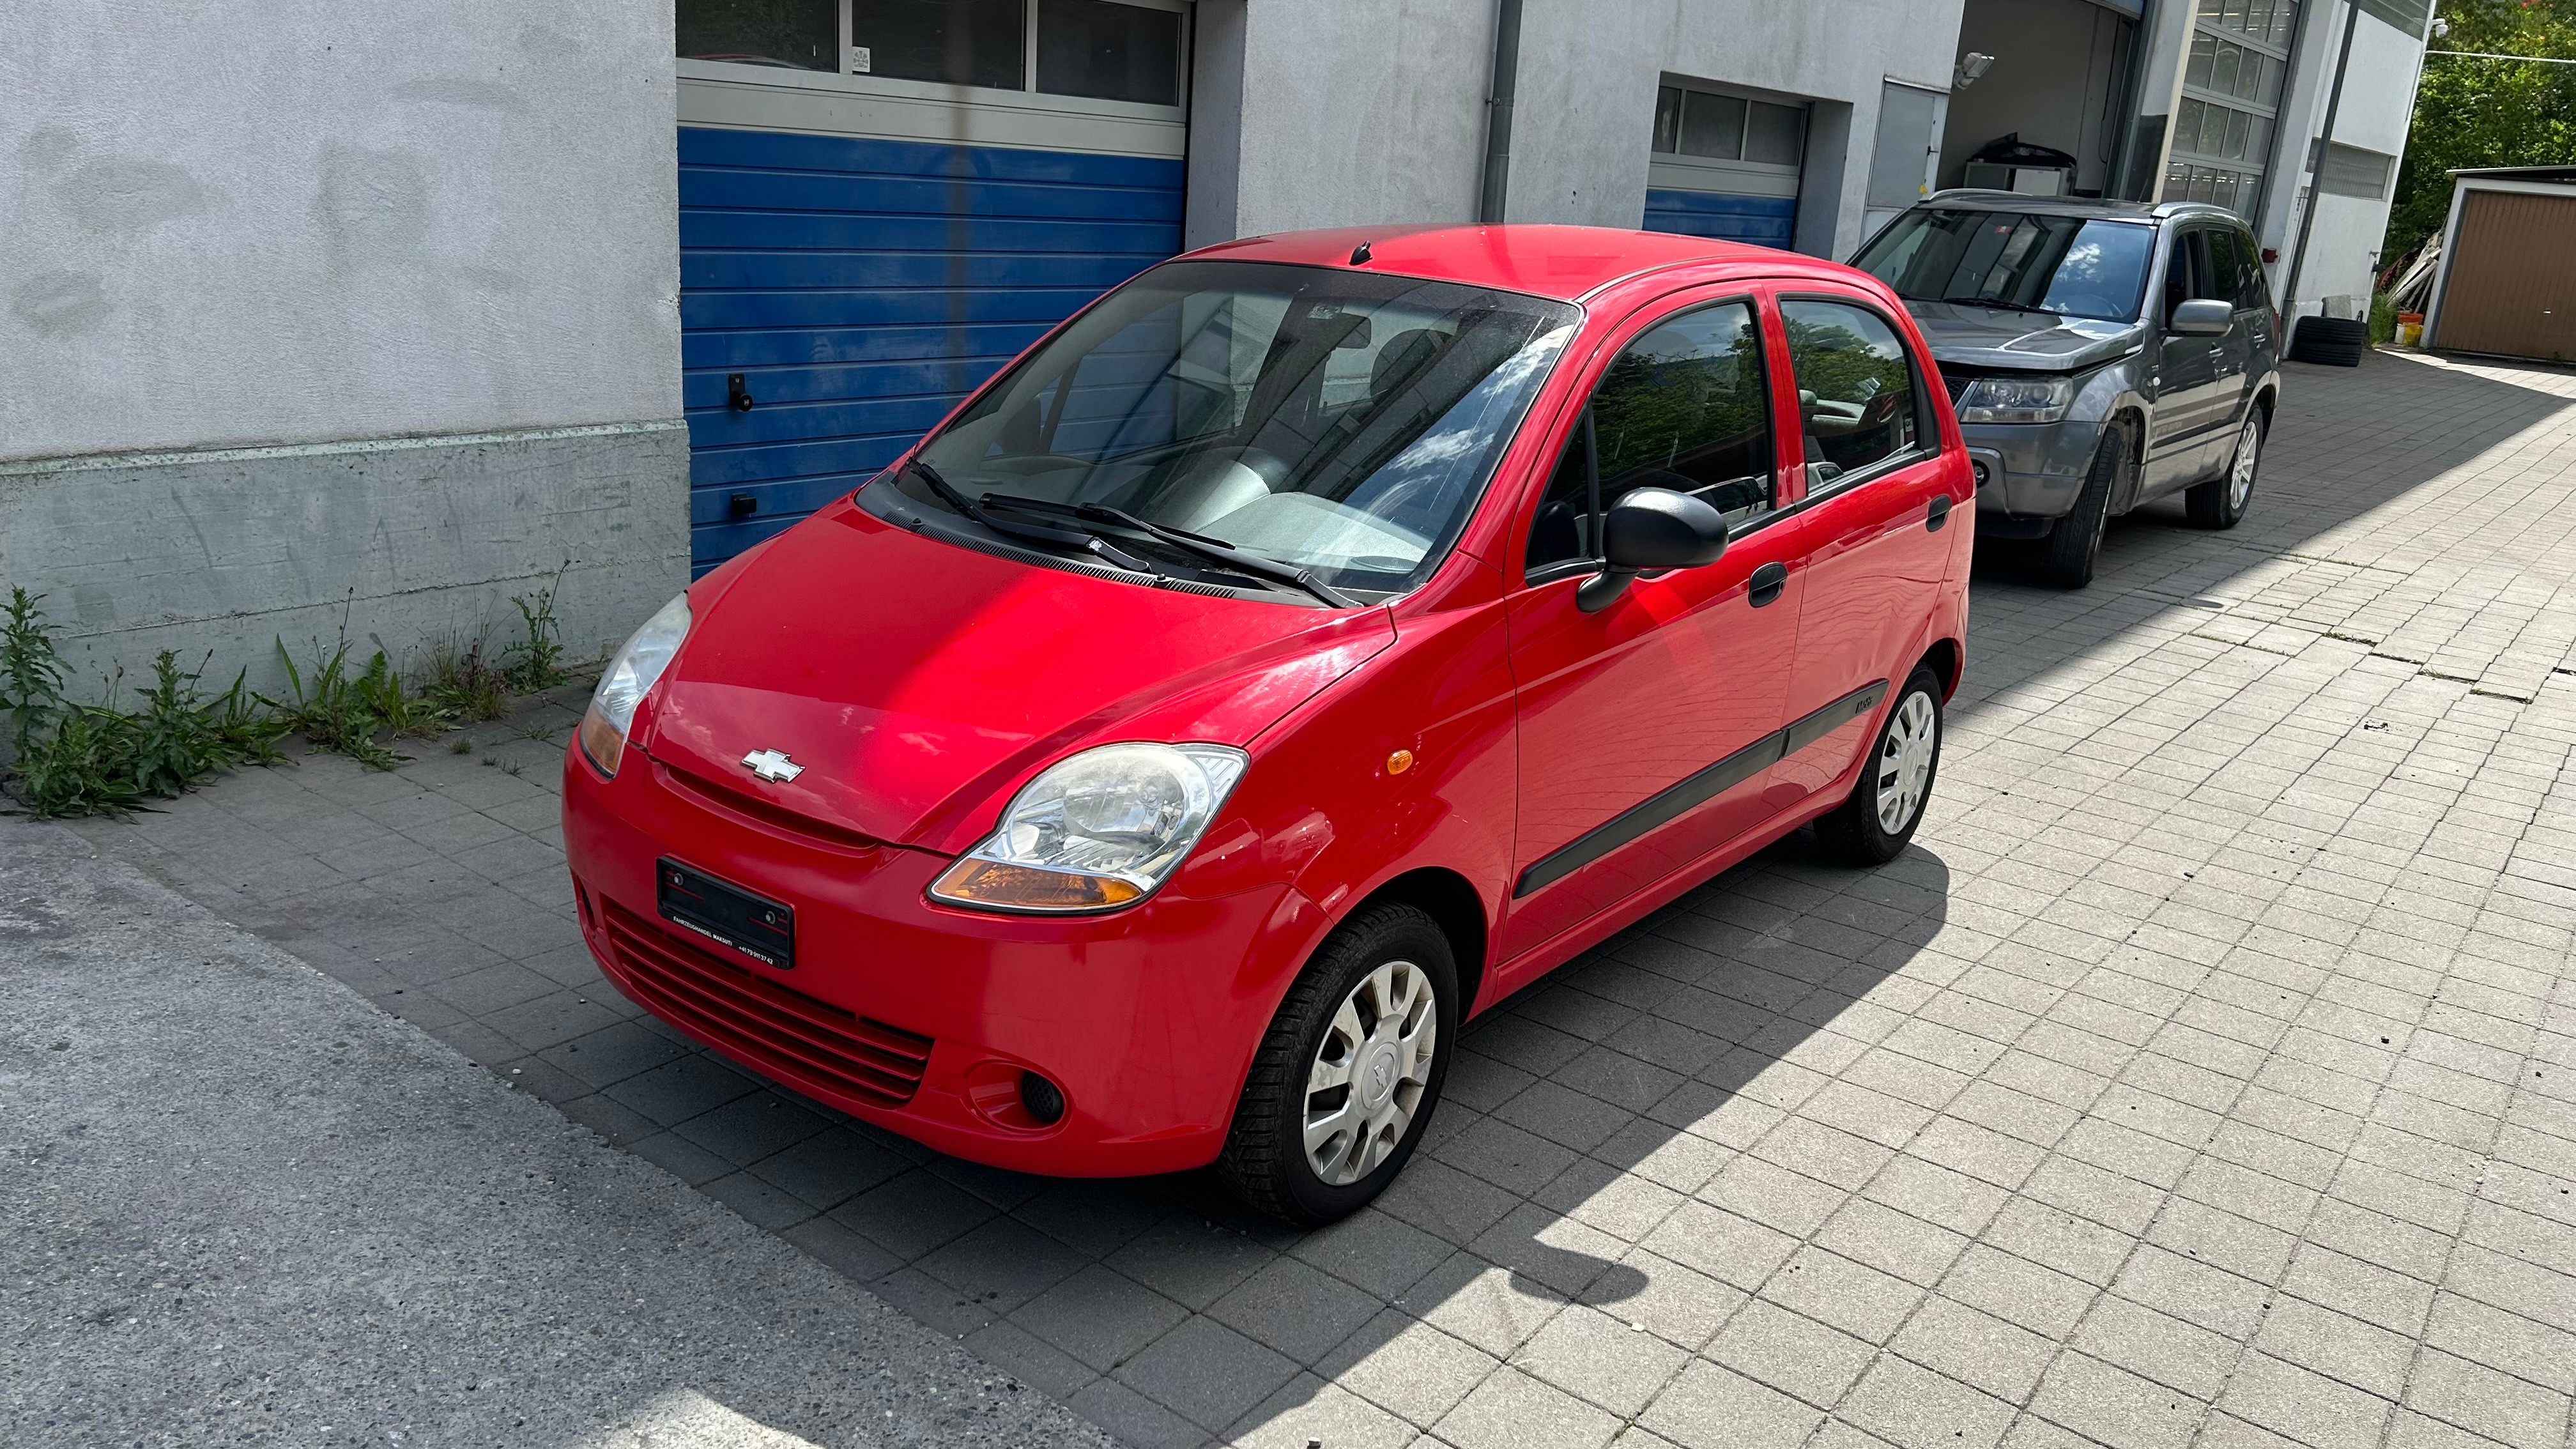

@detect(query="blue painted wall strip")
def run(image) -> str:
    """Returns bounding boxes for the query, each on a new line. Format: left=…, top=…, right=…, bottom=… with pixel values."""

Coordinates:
left=678, top=125, right=1185, bottom=572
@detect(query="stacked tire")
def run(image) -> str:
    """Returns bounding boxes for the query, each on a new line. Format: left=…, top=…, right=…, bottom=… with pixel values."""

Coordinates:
left=2288, top=316, right=2367, bottom=367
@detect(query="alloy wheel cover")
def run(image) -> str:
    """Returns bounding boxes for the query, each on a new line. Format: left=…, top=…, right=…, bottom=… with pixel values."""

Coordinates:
left=1303, top=960, right=1438, bottom=1186
left=1874, top=693, right=1938, bottom=835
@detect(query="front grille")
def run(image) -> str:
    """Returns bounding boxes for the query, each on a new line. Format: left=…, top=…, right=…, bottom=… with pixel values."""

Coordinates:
left=1943, top=373, right=1971, bottom=403
left=600, top=898, right=932, bottom=1107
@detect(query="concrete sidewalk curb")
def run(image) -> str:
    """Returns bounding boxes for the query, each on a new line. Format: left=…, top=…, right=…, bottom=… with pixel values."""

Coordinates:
left=0, top=815, right=1117, bottom=1449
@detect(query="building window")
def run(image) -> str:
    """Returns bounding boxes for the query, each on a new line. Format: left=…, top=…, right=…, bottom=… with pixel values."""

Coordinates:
left=1037, top=0, right=1182, bottom=105
left=1654, top=86, right=1806, bottom=167
left=678, top=0, right=841, bottom=72
left=681, top=0, right=1188, bottom=112
left=2170, top=0, right=2296, bottom=218
left=850, top=0, right=1027, bottom=88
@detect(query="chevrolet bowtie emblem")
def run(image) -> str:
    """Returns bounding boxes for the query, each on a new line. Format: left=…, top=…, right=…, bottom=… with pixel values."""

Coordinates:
left=740, top=748, right=804, bottom=783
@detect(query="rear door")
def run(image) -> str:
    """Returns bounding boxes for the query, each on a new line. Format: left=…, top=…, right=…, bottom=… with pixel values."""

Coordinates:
left=1501, top=288, right=1802, bottom=963
left=1766, top=290, right=1958, bottom=806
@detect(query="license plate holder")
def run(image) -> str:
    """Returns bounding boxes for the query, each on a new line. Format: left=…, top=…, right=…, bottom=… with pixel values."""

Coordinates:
left=656, top=858, right=794, bottom=969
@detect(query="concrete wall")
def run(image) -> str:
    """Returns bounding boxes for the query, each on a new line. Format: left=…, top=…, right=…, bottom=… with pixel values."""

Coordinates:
left=0, top=0, right=688, bottom=689
left=1940, top=0, right=2130, bottom=194
left=2257, top=0, right=2428, bottom=318
left=1186, top=0, right=1493, bottom=247
left=1188, top=0, right=1965, bottom=262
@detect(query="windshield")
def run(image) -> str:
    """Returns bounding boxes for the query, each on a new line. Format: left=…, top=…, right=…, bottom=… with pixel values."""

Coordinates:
left=1855, top=210, right=2154, bottom=323
left=878, top=260, right=1581, bottom=599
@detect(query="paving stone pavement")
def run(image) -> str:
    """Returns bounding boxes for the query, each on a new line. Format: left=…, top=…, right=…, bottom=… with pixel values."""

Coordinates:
left=66, top=349, right=2576, bottom=1449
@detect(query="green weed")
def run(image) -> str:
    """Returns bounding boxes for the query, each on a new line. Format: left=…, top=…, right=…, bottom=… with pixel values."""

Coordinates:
left=259, top=641, right=405, bottom=770
left=427, top=636, right=512, bottom=722
left=503, top=568, right=570, bottom=693
left=3, top=648, right=285, bottom=818
left=1, top=588, right=66, bottom=755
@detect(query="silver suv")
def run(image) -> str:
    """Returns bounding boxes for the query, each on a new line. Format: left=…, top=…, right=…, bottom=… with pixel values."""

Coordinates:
left=1852, top=195, right=2282, bottom=588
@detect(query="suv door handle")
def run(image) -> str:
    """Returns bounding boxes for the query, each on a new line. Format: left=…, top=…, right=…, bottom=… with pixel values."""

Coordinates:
left=1927, top=494, right=1954, bottom=532
left=1748, top=561, right=1788, bottom=608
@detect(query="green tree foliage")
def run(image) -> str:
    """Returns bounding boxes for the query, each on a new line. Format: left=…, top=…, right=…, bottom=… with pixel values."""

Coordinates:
left=2387, top=0, right=2576, bottom=258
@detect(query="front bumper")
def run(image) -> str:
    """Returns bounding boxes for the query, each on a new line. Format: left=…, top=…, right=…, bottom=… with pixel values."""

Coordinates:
left=1964, top=417, right=2107, bottom=525
left=560, top=745, right=1312, bottom=1177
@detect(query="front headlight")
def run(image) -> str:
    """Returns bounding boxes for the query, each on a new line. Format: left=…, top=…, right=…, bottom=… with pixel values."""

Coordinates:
left=929, top=742, right=1250, bottom=914
left=577, top=593, right=691, bottom=776
left=1954, top=374, right=2076, bottom=424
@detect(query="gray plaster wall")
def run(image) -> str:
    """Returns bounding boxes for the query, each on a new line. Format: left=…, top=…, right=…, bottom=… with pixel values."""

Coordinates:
left=1, top=0, right=687, bottom=687
left=0, top=424, right=691, bottom=699
left=1190, top=0, right=1965, bottom=263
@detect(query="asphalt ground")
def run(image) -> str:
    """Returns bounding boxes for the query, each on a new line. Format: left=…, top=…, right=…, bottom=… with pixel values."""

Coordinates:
left=0, top=815, right=1116, bottom=1449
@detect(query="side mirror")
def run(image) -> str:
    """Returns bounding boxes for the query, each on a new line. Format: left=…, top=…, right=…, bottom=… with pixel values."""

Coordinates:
left=1578, top=486, right=1730, bottom=613
left=2168, top=298, right=2232, bottom=337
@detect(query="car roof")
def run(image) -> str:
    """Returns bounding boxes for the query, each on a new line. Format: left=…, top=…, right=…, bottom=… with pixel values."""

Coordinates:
left=1174, top=224, right=1850, bottom=304
left=1917, top=190, right=2248, bottom=228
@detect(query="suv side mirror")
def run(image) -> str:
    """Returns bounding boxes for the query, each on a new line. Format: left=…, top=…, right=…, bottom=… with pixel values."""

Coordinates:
left=1578, top=486, right=1730, bottom=613
left=2169, top=298, right=2232, bottom=337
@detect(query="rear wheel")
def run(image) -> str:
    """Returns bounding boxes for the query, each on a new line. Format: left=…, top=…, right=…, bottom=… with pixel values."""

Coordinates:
left=1218, top=903, right=1457, bottom=1224
left=1815, top=666, right=1945, bottom=866
left=2186, top=407, right=2263, bottom=529
left=2033, top=419, right=2130, bottom=590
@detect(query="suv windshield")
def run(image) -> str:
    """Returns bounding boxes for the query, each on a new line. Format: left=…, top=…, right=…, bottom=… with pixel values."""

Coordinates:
left=878, top=260, right=1581, bottom=600
left=1855, top=209, right=2154, bottom=323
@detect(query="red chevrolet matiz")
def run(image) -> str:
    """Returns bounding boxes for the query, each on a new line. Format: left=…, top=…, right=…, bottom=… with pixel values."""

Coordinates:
left=564, top=224, right=1970, bottom=1223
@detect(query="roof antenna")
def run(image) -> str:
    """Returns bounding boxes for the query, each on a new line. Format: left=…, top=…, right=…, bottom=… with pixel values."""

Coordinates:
left=1349, top=240, right=1372, bottom=266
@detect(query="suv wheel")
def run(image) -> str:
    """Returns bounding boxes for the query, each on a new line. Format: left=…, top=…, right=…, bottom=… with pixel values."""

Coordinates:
left=1218, top=903, right=1457, bottom=1224
left=2186, top=408, right=2263, bottom=529
left=2033, top=418, right=2131, bottom=589
left=1815, top=665, right=1945, bottom=866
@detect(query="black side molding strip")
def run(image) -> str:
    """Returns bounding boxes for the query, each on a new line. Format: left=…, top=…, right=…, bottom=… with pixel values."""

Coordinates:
left=1512, top=678, right=1890, bottom=900
left=1782, top=678, right=1888, bottom=758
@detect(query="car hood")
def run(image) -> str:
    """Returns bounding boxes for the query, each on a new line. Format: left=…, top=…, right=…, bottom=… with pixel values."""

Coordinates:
left=1902, top=300, right=2147, bottom=374
left=640, top=498, right=1396, bottom=853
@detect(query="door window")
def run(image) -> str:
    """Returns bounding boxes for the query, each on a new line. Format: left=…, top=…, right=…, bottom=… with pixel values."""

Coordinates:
left=1526, top=300, right=1774, bottom=574
left=2160, top=229, right=2212, bottom=323
left=2205, top=227, right=2250, bottom=312
left=1780, top=299, right=1925, bottom=484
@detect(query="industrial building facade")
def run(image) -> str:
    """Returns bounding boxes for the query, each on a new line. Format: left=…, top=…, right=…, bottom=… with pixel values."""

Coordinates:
left=3, top=0, right=2432, bottom=685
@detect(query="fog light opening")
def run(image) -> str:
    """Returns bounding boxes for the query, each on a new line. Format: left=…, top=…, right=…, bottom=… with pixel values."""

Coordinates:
left=1972, top=459, right=1991, bottom=491
left=1019, top=1071, right=1066, bottom=1126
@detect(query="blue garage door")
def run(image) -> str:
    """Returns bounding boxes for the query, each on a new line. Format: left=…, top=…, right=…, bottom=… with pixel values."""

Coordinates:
left=677, top=126, right=1184, bottom=572
left=1641, top=81, right=1807, bottom=249
left=1642, top=190, right=1798, bottom=246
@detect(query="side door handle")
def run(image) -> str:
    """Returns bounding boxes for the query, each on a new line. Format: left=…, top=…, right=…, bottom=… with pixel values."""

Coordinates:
left=1748, top=561, right=1788, bottom=608
left=1927, top=494, right=1954, bottom=532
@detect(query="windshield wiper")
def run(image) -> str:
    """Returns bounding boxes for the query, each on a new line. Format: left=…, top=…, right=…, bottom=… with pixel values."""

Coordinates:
left=902, top=458, right=1161, bottom=575
left=979, top=491, right=1356, bottom=608
left=1938, top=295, right=2060, bottom=317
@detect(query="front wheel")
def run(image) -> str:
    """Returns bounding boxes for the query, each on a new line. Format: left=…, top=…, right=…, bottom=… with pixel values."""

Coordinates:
left=2186, top=408, right=2263, bottom=529
left=1814, top=666, right=1944, bottom=866
left=2033, top=419, right=2131, bottom=589
left=1217, top=903, right=1458, bottom=1225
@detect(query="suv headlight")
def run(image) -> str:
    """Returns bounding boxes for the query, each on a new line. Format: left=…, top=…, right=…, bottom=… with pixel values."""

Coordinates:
left=930, top=742, right=1250, bottom=914
left=578, top=594, right=691, bottom=777
left=1954, top=374, right=2076, bottom=424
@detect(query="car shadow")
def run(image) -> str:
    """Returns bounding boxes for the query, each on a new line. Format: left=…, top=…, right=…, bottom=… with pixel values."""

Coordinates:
left=635, top=351, right=2576, bottom=1448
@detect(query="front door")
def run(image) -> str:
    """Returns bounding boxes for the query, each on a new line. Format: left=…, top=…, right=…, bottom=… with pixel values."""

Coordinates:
left=2146, top=227, right=2229, bottom=491
left=1501, top=291, right=1802, bottom=962
left=1767, top=292, right=1958, bottom=807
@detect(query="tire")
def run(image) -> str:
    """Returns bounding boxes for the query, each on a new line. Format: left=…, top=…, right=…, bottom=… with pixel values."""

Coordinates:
left=2289, top=316, right=2366, bottom=367
left=2186, top=406, right=2264, bottom=529
left=1814, top=665, right=1945, bottom=867
left=2033, top=419, right=2129, bottom=590
left=1217, top=902, right=1459, bottom=1225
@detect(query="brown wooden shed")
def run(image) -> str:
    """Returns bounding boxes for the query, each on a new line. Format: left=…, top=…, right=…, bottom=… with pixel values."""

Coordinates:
left=2425, top=167, right=2576, bottom=364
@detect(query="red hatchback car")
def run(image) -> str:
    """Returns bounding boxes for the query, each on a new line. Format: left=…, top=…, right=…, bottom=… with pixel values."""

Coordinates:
left=564, top=224, right=1970, bottom=1223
